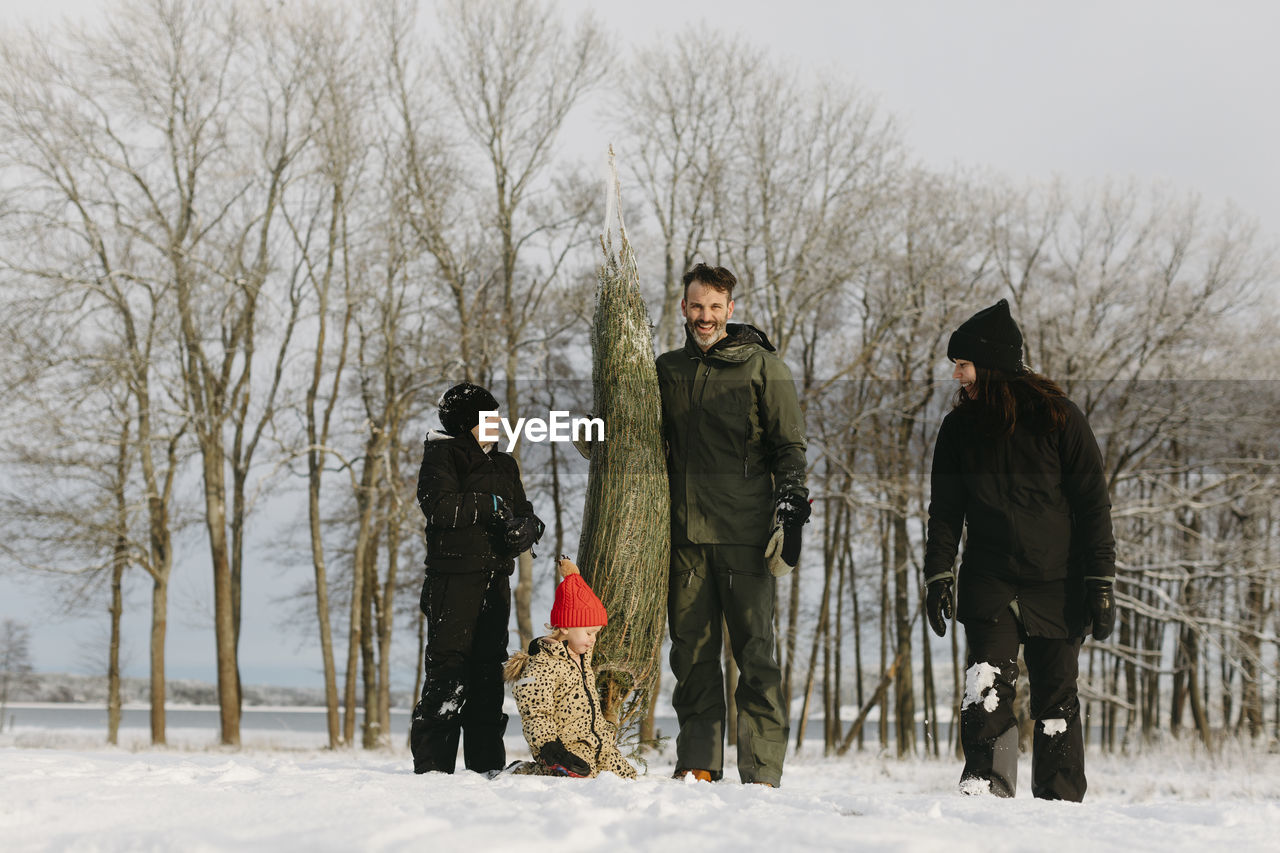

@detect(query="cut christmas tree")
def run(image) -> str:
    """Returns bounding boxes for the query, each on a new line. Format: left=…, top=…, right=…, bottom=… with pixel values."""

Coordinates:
left=576, top=150, right=670, bottom=736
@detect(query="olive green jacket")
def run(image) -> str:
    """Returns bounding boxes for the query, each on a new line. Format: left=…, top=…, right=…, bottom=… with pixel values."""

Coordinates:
left=656, top=324, right=808, bottom=547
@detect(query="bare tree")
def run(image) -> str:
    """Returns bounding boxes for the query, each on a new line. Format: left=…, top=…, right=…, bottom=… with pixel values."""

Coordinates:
left=271, top=3, right=377, bottom=750
left=611, top=31, right=751, bottom=350
left=0, top=16, right=191, bottom=744
left=6, top=0, right=319, bottom=746
left=718, top=70, right=900, bottom=362
left=0, top=619, right=36, bottom=732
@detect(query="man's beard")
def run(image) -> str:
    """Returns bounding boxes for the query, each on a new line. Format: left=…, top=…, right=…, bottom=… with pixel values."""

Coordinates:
left=687, top=317, right=726, bottom=348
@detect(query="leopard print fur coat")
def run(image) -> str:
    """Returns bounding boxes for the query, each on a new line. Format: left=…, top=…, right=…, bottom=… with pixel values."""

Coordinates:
left=504, top=636, right=636, bottom=779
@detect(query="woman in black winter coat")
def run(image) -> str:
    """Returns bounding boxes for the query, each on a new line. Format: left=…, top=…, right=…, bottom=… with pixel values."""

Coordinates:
left=923, top=299, right=1116, bottom=802
left=409, top=382, right=544, bottom=775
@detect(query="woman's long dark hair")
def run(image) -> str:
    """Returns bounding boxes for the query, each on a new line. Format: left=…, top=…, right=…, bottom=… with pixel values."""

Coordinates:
left=954, top=365, right=1070, bottom=439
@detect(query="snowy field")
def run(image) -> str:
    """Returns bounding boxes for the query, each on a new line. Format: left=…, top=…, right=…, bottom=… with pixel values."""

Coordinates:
left=4, top=719, right=1280, bottom=853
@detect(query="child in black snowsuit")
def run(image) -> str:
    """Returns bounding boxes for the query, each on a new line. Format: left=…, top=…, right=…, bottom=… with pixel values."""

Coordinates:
left=410, top=382, right=544, bottom=774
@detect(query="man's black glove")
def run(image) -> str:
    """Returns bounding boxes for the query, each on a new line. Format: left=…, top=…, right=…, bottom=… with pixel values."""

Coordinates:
left=1087, top=580, right=1115, bottom=641
left=775, top=495, right=811, bottom=566
left=503, top=515, right=544, bottom=556
left=781, top=524, right=804, bottom=568
left=926, top=577, right=954, bottom=638
left=537, top=739, right=590, bottom=777
left=775, top=494, right=812, bottom=528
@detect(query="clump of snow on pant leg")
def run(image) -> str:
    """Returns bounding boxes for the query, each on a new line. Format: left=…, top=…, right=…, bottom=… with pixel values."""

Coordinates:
left=962, top=661, right=1001, bottom=712
left=959, top=777, right=992, bottom=796
left=437, top=684, right=464, bottom=716
left=1041, top=718, right=1067, bottom=736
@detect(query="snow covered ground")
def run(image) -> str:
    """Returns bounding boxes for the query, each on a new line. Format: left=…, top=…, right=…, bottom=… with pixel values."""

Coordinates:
left=4, top=720, right=1280, bottom=853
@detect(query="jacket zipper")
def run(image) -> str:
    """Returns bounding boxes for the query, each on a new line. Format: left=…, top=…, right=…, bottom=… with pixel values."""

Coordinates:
left=684, top=358, right=713, bottom=524
left=485, top=453, right=501, bottom=558
left=575, top=653, right=603, bottom=765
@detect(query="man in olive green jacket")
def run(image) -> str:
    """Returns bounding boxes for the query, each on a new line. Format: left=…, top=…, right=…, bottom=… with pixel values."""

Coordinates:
left=656, top=263, right=809, bottom=788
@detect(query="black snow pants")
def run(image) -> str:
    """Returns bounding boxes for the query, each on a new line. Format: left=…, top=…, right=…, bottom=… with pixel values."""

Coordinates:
left=410, top=569, right=510, bottom=774
left=960, top=609, right=1086, bottom=801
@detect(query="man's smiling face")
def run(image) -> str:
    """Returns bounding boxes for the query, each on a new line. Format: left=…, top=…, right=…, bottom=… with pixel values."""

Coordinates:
left=682, top=280, right=734, bottom=350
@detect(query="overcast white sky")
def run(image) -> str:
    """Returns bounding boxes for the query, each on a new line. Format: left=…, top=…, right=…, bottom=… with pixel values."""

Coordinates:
left=5, top=0, right=1278, bottom=687
left=567, top=0, right=1280, bottom=239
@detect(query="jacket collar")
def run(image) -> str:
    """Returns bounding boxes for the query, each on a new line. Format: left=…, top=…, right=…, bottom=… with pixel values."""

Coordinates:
left=533, top=635, right=594, bottom=667
left=682, top=322, right=776, bottom=364
left=429, top=428, right=495, bottom=454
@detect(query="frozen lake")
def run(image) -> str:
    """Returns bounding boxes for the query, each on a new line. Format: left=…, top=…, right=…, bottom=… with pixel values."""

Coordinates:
left=3, top=702, right=413, bottom=737
left=3, top=700, right=955, bottom=749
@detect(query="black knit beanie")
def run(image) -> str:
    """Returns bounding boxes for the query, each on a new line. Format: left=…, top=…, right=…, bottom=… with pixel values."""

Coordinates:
left=947, top=298, right=1025, bottom=374
left=437, top=382, right=500, bottom=437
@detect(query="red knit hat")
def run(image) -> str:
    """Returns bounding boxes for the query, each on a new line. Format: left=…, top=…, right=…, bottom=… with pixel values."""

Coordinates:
left=550, top=573, right=608, bottom=628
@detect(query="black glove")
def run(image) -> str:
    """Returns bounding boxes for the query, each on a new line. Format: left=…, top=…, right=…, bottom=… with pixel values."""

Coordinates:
left=503, top=515, right=544, bottom=556
left=775, top=494, right=812, bottom=528
left=781, top=524, right=804, bottom=567
left=537, top=739, right=590, bottom=777
left=926, top=577, right=954, bottom=638
left=1087, top=580, right=1115, bottom=641
left=487, top=494, right=514, bottom=530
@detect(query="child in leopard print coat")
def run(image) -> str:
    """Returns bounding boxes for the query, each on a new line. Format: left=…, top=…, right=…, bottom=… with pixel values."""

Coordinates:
left=502, top=558, right=637, bottom=779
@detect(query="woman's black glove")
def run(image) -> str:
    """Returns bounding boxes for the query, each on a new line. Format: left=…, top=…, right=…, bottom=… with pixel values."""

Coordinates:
left=538, top=739, right=590, bottom=777
left=926, top=577, right=954, bottom=638
left=1087, top=580, right=1115, bottom=641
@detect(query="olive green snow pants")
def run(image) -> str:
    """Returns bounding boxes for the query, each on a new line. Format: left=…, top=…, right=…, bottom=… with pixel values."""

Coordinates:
left=668, top=544, right=789, bottom=786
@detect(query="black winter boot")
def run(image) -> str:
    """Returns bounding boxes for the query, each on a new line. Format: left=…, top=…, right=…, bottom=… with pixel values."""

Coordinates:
left=960, top=725, right=1018, bottom=797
